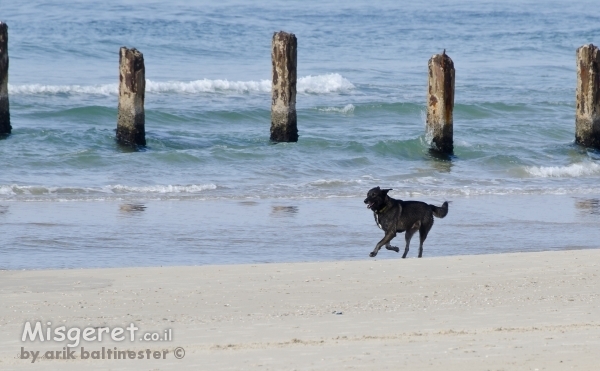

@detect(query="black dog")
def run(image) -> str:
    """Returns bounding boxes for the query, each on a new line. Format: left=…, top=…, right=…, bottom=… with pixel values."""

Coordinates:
left=364, top=187, right=448, bottom=258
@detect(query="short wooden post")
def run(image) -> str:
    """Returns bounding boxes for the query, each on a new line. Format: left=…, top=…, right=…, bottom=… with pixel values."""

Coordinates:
left=426, top=50, right=454, bottom=154
left=575, top=44, right=600, bottom=149
left=0, top=22, right=10, bottom=135
left=270, top=31, right=298, bottom=142
left=117, top=47, right=145, bottom=146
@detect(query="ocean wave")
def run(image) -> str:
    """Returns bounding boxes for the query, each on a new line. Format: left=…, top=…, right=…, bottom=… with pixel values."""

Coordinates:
left=525, top=162, right=600, bottom=178
left=3, top=183, right=600, bottom=201
left=317, top=104, right=355, bottom=114
left=382, top=186, right=600, bottom=198
left=8, top=73, right=354, bottom=96
left=308, top=177, right=369, bottom=187
left=146, top=79, right=270, bottom=94
left=0, top=183, right=217, bottom=196
left=109, top=184, right=217, bottom=193
left=297, top=74, right=354, bottom=94
left=8, top=83, right=117, bottom=96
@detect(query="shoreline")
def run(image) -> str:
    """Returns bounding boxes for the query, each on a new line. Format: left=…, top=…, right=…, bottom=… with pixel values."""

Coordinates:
left=2, top=244, right=600, bottom=272
left=2, top=193, right=600, bottom=270
left=1, top=249, right=599, bottom=370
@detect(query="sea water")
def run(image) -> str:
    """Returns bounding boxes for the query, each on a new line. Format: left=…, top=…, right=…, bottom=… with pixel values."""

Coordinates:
left=1, top=0, right=599, bottom=269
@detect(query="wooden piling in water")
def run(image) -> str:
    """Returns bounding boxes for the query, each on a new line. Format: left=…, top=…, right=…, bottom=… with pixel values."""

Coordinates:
left=270, top=31, right=298, bottom=142
left=116, top=47, right=145, bottom=146
left=426, top=50, right=454, bottom=154
left=0, top=22, right=10, bottom=135
left=575, top=44, right=600, bottom=149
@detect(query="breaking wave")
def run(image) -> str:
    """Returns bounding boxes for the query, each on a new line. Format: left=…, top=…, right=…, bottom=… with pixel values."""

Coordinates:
left=525, top=162, right=600, bottom=178
left=8, top=73, right=354, bottom=96
left=0, top=183, right=218, bottom=196
left=317, top=104, right=355, bottom=114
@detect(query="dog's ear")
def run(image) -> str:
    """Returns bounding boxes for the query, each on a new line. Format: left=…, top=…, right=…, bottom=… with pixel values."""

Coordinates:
left=382, top=188, right=393, bottom=195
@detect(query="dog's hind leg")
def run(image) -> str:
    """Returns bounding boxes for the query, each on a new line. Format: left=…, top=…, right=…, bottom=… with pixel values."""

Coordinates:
left=418, top=229, right=429, bottom=258
left=402, top=221, right=421, bottom=259
left=385, top=243, right=400, bottom=253
left=418, top=217, right=434, bottom=258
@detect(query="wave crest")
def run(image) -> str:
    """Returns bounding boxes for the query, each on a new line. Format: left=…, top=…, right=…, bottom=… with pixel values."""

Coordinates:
left=297, top=73, right=354, bottom=94
left=525, top=162, right=600, bottom=177
left=8, top=73, right=354, bottom=96
left=0, top=183, right=217, bottom=196
left=317, top=104, right=355, bottom=114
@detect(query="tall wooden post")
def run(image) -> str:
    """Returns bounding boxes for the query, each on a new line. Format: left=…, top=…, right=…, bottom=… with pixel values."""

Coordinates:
left=0, top=22, right=10, bottom=135
left=426, top=50, right=454, bottom=154
left=117, top=47, right=145, bottom=146
left=575, top=44, right=600, bottom=149
left=270, top=31, right=298, bottom=142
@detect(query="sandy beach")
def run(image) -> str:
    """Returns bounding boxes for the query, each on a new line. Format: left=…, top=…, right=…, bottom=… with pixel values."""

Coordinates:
left=1, top=249, right=599, bottom=370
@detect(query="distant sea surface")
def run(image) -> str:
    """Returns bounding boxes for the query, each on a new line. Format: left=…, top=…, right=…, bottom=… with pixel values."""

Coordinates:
left=1, top=1, right=599, bottom=269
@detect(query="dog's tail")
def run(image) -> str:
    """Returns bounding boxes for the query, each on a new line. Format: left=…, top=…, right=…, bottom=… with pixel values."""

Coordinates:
left=431, top=201, right=448, bottom=218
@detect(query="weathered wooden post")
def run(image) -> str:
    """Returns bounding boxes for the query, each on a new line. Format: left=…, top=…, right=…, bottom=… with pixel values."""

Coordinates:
left=575, top=44, right=600, bottom=149
left=0, top=22, right=10, bottom=135
left=270, top=31, right=298, bottom=142
left=117, top=47, right=145, bottom=146
left=426, top=50, right=454, bottom=154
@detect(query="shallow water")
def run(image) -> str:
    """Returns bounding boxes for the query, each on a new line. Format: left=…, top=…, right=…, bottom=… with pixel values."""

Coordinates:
left=1, top=195, right=599, bottom=270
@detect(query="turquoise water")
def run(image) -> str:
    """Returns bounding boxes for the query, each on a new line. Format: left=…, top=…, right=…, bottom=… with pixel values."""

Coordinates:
left=1, top=1, right=600, bottom=268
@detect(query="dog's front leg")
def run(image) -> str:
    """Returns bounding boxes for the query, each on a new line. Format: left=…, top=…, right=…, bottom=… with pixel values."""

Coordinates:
left=370, top=231, right=396, bottom=257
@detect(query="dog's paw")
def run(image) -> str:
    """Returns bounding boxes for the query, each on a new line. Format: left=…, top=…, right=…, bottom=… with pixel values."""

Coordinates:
left=369, top=252, right=377, bottom=258
left=393, top=247, right=399, bottom=253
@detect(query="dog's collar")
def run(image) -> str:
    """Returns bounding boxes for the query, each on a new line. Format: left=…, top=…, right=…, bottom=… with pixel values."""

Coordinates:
left=376, top=205, right=389, bottom=214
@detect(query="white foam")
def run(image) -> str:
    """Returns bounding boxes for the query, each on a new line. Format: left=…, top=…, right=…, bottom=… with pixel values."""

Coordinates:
left=109, top=184, right=217, bottom=193
left=317, top=104, right=355, bottom=114
left=4, top=183, right=600, bottom=202
left=525, top=162, right=600, bottom=178
left=381, top=186, right=600, bottom=198
left=145, top=79, right=271, bottom=94
left=297, top=73, right=354, bottom=94
left=0, top=183, right=217, bottom=196
left=0, top=185, right=15, bottom=195
left=8, top=83, right=118, bottom=96
left=8, top=73, right=354, bottom=96
left=308, top=178, right=366, bottom=187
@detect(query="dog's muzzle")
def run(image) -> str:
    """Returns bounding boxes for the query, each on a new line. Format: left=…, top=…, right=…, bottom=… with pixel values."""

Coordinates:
left=364, top=199, right=375, bottom=209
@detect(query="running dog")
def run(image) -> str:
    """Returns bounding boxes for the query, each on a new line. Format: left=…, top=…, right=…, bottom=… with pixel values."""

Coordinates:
left=364, top=187, right=448, bottom=258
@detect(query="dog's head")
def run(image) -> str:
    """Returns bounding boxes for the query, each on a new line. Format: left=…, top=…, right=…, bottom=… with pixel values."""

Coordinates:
left=364, top=187, right=392, bottom=211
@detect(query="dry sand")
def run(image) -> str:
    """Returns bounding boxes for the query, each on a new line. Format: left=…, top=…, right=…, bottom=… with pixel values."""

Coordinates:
left=1, top=249, right=599, bottom=370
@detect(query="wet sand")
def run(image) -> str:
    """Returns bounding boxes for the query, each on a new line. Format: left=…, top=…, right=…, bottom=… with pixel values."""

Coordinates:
left=1, top=249, right=599, bottom=370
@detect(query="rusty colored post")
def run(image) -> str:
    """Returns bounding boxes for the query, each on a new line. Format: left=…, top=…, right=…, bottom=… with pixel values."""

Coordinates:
left=0, top=22, right=10, bottom=135
left=426, top=50, right=454, bottom=154
left=270, top=31, right=298, bottom=142
left=575, top=44, right=600, bottom=149
left=117, top=47, right=145, bottom=146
